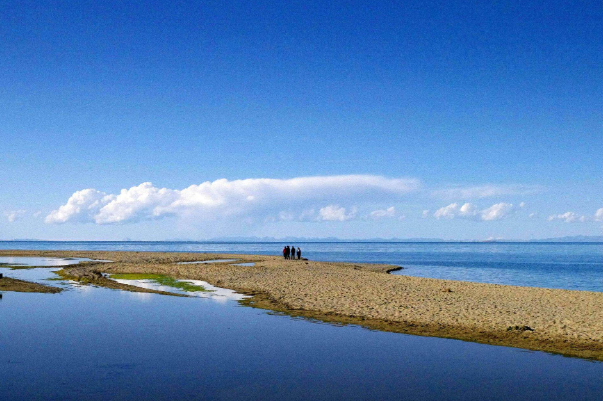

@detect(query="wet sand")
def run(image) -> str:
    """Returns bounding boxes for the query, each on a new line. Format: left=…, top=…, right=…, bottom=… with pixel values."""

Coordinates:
left=0, top=276, right=62, bottom=293
left=1, top=249, right=602, bottom=360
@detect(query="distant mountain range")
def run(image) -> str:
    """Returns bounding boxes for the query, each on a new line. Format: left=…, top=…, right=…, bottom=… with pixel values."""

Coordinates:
left=183, top=235, right=603, bottom=243
left=3, top=236, right=603, bottom=243
left=528, top=235, right=603, bottom=243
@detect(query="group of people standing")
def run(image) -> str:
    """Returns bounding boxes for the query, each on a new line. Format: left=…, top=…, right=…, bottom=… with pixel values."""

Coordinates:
left=283, top=245, right=301, bottom=260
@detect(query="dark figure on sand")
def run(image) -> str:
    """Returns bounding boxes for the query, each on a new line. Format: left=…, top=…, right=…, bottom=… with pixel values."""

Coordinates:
left=283, top=245, right=299, bottom=260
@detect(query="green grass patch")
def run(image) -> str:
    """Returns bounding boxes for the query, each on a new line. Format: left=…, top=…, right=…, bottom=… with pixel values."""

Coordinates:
left=109, top=273, right=210, bottom=292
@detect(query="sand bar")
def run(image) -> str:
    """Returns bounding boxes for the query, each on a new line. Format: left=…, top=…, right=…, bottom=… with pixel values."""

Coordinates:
left=0, top=276, right=62, bottom=293
left=1, top=250, right=602, bottom=360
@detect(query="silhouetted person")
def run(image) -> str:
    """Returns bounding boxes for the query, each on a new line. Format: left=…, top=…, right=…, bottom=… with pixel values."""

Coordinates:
left=297, top=247, right=301, bottom=260
left=285, top=245, right=290, bottom=259
left=290, top=245, right=295, bottom=260
left=283, top=246, right=287, bottom=259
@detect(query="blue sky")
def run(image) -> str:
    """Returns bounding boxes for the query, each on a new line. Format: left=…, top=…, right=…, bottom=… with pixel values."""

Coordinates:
left=1, top=0, right=601, bottom=240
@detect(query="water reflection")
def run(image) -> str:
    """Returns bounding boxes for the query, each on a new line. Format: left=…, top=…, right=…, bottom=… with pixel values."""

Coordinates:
left=119, top=291, right=154, bottom=302
left=112, top=278, right=248, bottom=302
left=0, top=256, right=248, bottom=302
left=0, top=266, right=67, bottom=290
left=0, top=256, right=93, bottom=267
left=0, top=257, right=114, bottom=292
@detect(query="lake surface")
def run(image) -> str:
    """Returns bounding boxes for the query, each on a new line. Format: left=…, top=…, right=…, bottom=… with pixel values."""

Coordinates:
left=2, top=245, right=603, bottom=400
left=2, top=241, right=603, bottom=291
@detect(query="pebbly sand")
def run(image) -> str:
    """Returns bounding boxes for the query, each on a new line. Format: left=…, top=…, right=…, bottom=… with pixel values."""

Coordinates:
left=1, top=250, right=602, bottom=360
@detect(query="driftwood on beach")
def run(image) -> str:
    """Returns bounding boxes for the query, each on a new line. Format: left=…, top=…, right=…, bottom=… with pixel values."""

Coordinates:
left=1, top=249, right=602, bottom=361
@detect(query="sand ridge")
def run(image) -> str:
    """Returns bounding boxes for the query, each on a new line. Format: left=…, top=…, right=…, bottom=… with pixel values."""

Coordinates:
left=0, top=276, right=62, bottom=293
left=1, top=249, right=602, bottom=360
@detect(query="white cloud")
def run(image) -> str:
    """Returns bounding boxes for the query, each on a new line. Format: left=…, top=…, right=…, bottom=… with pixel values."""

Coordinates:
left=5, top=210, right=26, bottom=222
left=433, top=203, right=462, bottom=219
left=548, top=209, right=603, bottom=223
left=46, top=175, right=419, bottom=224
left=318, top=205, right=357, bottom=221
left=480, top=203, right=515, bottom=221
left=548, top=212, right=586, bottom=223
left=370, top=206, right=396, bottom=219
left=95, top=183, right=178, bottom=224
left=433, top=202, right=516, bottom=221
left=433, top=184, right=542, bottom=200
left=459, top=202, right=478, bottom=216
left=45, top=189, right=114, bottom=223
left=529, top=213, right=537, bottom=219
left=422, top=210, right=430, bottom=218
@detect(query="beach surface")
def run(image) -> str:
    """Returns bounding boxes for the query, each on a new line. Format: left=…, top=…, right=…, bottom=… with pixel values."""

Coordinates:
left=2, top=249, right=602, bottom=360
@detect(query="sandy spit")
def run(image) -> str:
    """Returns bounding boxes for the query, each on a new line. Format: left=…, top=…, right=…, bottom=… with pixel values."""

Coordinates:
left=0, top=276, right=62, bottom=293
left=1, top=250, right=602, bottom=360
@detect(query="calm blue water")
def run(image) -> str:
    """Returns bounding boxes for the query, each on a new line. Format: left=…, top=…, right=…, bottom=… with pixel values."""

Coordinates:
left=3, top=241, right=603, bottom=291
left=1, top=259, right=603, bottom=400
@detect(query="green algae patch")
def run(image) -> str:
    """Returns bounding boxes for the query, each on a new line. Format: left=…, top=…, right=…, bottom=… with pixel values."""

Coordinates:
left=46, top=274, right=67, bottom=281
left=110, top=273, right=211, bottom=292
left=57, top=269, right=188, bottom=297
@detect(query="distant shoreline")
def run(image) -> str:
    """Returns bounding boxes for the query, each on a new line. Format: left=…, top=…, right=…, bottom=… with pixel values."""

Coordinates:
left=2, top=249, right=603, bottom=361
left=2, top=239, right=603, bottom=244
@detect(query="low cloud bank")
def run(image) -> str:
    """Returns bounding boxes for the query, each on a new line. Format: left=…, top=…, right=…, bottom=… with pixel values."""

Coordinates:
left=318, top=205, right=358, bottom=221
left=433, top=184, right=542, bottom=200
left=370, top=206, right=397, bottom=219
left=45, top=175, right=419, bottom=224
left=548, top=212, right=586, bottom=223
left=546, top=208, right=603, bottom=223
left=433, top=202, right=517, bottom=221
